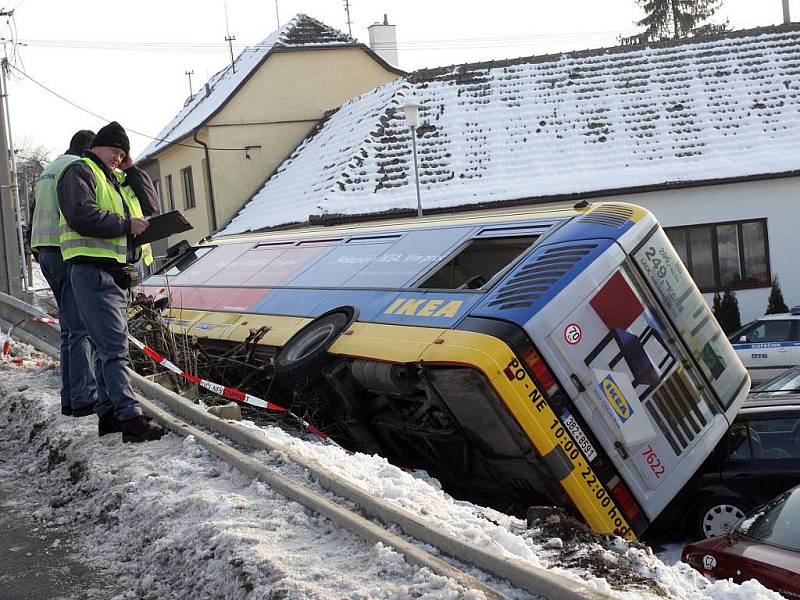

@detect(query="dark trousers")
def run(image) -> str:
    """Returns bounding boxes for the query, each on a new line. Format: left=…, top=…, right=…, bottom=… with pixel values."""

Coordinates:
left=70, top=262, right=142, bottom=421
left=37, top=248, right=96, bottom=411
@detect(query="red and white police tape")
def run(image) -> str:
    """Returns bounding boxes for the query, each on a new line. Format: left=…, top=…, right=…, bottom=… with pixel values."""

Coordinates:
left=1, top=316, right=59, bottom=367
left=125, top=335, right=340, bottom=446
left=2, top=313, right=339, bottom=447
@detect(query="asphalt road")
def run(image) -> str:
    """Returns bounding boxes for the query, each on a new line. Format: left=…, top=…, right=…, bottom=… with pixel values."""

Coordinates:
left=0, top=479, right=107, bottom=599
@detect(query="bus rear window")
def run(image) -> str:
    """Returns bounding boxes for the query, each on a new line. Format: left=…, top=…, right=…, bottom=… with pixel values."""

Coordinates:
left=418, top=236, right=537, bottom=290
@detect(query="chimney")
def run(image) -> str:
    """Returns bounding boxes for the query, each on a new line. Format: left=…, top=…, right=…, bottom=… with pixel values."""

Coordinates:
left=368, top=14, right=399, bottom=67
left=783, top=0, right=791, bottom=24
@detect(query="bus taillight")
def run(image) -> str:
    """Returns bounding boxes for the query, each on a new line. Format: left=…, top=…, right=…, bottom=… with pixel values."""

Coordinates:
left=610, top=478, right=641, bottom=522
left=522, top=347, right=557, bottom=394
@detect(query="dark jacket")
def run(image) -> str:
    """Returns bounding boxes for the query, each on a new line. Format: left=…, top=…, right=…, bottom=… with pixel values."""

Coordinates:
left=57, top=152, right=158, bottom=265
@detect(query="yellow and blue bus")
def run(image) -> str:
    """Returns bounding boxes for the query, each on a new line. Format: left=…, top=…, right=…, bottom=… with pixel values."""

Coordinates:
left=141, top=201, right=749, bottom=539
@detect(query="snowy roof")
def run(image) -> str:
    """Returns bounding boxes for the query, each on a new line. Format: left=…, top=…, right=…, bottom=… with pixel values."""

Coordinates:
left=138, top=14, right=359, bottom=162
left=221, top=24, right=800, bottom=236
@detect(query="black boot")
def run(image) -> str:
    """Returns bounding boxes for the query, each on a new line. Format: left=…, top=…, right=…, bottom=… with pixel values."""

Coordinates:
left=71, top=405, right=95, bottom=418
left=98, top=411, right=124, bottom=437
left=60, top=406, right=72, bottom=416
left=121, top=415, right=166, bottom=443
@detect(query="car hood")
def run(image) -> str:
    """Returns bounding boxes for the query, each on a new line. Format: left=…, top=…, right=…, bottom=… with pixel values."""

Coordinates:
left=684, top=534, right=800, bottom=579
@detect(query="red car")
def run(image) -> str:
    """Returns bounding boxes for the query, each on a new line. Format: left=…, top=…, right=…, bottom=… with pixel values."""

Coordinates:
left=682, top=485, right=800, bottom=598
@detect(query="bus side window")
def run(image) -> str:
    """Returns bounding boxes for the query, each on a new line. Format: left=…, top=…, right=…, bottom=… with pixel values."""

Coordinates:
left=417, top=236, right=538, bottom=290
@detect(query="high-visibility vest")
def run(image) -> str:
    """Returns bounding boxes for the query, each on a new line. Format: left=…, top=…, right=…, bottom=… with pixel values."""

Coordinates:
left=116, top=172, right=153, bottom=267
left=31, top=154, right=80, bottom=249
left=59, top=158, right=152, bottom=266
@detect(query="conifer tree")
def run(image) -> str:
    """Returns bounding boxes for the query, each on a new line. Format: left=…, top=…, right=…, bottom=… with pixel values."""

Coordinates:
left=716, top=289, right=741, bottom=334
left=712, top=291, right=722, bottom=316
left=765, top=278, right=789, bottom=315
left=622, top=0, right=729, bottom=45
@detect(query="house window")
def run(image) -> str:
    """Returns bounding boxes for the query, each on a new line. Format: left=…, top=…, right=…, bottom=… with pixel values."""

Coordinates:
left=165, top=174, right=175, bottom=212
left=152, top=179, right=163, bottom=213
left=181, top=166, right=196, bottom=210
left=665, top=219, right=770, bottom=292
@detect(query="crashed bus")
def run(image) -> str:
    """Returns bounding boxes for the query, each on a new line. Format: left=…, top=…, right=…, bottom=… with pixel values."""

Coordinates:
left=140, top=201, right=749, bottom=539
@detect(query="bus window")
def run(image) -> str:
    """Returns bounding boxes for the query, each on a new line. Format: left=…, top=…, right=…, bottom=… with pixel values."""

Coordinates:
left=161, top=246, right=214, bottom=277
left=344, top=227, right=470, bottom=288
left=168, top=243, right=252, bottom=286
left=418, top=236, right=538, bottom=290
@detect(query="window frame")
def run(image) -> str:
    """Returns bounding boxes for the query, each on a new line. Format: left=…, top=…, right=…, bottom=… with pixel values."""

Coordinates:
left=181, top=166, right=196, bottom=210
left=665, top=218, right=770, bottom=293
left=165, top=174, right=175, bottom=212
left=737, top=319, right=795, bottom=344
left=414, top=234, right=539, bottom=290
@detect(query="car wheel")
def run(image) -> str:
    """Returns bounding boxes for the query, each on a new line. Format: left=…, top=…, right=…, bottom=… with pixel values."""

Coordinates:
left=689, top=498, right=749, bottom=540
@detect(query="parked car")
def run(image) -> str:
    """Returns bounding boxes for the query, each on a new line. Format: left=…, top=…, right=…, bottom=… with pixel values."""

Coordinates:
left=651, top=369, right=800, bottom=539
left=682, top=485, right=800, bottom=599
left=729, top=308, right=800, bottom=383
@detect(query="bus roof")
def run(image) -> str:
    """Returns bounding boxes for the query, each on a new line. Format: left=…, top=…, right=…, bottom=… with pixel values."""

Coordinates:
left=210, top=201, right=579, bottom=246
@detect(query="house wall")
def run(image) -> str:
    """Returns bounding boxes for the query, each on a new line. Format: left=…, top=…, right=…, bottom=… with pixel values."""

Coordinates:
left=208, top=47, right=398, bottom=228
left=150, top=47, right=400, bottom=250
left=148, top=142, right=210, bottom=247
left=607, top=176, right=800, bottom=324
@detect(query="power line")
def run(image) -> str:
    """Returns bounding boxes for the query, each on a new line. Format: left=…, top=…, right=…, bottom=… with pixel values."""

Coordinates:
left=7, top=28, right=641, bottom=54
left=6, top=63, right=255, bottom=154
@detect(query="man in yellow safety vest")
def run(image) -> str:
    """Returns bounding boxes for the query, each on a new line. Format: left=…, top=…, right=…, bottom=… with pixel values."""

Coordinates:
left=31, top=130, right=97, bottom=418
left=57, top=121, right=165, bottom=443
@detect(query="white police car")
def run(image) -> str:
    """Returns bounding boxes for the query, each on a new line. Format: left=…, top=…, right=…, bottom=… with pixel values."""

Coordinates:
left=729, top=307, right=800, bottom=383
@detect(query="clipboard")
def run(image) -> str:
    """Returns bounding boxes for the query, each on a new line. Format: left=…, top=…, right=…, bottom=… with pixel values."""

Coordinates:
left=134, top=210, right=193, bottom=245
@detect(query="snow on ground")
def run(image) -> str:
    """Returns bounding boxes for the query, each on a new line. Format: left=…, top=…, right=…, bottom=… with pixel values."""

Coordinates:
left=29, top=260, right=48, bottom=291
left=0, top=344, right=787, bottom=599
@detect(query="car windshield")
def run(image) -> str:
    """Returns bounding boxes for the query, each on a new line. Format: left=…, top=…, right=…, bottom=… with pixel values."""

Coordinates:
left=737, top=487, right=800, bottom=551
left=752, top=368, right=800, bottom=393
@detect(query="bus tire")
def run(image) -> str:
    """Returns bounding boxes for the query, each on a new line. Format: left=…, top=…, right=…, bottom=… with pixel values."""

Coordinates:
left=274, top=311, right=350, bottom=397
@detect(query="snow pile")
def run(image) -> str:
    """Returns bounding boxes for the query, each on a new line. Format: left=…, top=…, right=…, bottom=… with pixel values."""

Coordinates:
left=249, top=424, right=786, bottom=600
left=0, top=361, right=484, bottom=599
left=0, top=348, right=786, bottom=599
left=222, top=25, right=800, bottom=234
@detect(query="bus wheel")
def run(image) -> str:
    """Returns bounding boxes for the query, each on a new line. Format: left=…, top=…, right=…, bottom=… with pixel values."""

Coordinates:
left=689, top=497, right=749, bottom=540
left=274, top=311, right=350, bottom=398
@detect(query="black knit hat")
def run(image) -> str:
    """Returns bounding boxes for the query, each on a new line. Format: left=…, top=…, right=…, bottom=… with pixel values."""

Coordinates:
left=69, top=130, right=95, bottom=153
left=91, top=121, right=130, bottom=155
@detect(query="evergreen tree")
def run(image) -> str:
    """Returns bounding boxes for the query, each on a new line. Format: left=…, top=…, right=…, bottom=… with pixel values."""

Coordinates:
left=716, top=289, right=741, bottom=334
left=765, top=278, right=789, bottom=315
left=622, top=0, right=729, bottom=46
left=712, top=291, right=722, bottom=316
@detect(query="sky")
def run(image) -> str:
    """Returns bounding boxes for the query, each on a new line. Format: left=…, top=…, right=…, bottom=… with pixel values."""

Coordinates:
left=3, top=0, right=796, bottom=160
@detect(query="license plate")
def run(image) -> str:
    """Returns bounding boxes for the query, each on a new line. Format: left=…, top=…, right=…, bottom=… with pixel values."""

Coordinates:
left=561, top=410, right=598, bottom=462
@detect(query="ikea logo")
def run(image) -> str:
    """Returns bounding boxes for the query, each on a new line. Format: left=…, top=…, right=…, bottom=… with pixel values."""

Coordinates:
left=384, top=298, right=463, bottom=318
left=600, top=375, right=633, bottom=423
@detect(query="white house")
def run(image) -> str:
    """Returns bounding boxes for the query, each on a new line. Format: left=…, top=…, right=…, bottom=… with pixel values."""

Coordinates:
left=218, top=24, right=800, bottom=323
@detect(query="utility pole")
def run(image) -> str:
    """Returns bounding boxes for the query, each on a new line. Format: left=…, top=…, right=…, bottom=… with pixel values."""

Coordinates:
left=224, top=4, right=236, bottom=73
left=3, top=59, right=29, bottom=294
left=783, top=0, right=791, bottom=24
left=274, top=0, right=280, bottom=28
left=0, top=23, right=24, bottom=298
left=185, top=69, right=194, bottom=97
left=343, top=0, right=353, bottom=36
